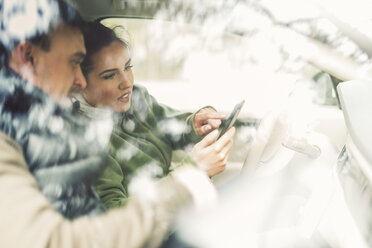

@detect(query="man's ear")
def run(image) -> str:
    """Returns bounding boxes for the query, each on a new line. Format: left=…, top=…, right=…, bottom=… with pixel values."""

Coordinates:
left=16, top=41, right=35, bottom=67
left=11, top=41, right=38, bottom=83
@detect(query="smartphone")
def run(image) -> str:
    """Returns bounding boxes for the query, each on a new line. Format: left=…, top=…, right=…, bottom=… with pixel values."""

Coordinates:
left=218, top=100, right=245, bottom=139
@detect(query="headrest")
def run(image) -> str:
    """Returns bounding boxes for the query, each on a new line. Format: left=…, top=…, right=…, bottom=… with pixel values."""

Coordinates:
left=337, top=80, right=372, bottom=164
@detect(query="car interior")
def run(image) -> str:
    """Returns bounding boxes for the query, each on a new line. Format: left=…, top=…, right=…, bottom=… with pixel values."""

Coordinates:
left=68, top=0, right=372, bottom=247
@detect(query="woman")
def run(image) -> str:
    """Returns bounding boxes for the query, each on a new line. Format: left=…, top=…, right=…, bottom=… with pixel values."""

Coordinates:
left=75, top=21, right=236, bottom=208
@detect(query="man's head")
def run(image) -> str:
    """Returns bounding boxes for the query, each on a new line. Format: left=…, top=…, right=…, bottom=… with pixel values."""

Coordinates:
left=10, top=24, right=87, bottom=104
left=0, top=0, right=87, bottom=104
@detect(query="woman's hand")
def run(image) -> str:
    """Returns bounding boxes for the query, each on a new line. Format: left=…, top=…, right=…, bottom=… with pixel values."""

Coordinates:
left=190, top=127, right=236, bottom=177
left=194, top=107, right=225, bottom=135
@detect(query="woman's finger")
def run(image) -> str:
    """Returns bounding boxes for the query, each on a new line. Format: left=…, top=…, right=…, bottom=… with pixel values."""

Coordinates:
left=202, top=124, right=212, bottom=134
left=214, top=127, right=235, bottom=152
left=219, top=141, right=233, bottom=163
left=196, top=112, right=225, bottom=123
left=207, top=118, right=222, bottom=129
left=222, top=149, right=232, bottom=165
left=197, top=129, right=219, bottom=148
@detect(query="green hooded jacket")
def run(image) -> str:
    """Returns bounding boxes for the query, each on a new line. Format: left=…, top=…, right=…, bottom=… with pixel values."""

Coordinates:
left=77, top=85, right=206, bottom=209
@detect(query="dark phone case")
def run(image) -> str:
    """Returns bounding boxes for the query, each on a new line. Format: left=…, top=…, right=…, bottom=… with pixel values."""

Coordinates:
left=218, top=100, right=245, bottom=139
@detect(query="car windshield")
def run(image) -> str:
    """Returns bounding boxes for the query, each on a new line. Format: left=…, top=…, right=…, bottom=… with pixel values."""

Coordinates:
left=101, top=16, right=307, bottom=119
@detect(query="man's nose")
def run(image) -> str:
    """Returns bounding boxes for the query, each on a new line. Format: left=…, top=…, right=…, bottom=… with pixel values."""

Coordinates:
left=74, top=66, right=87, bottom=90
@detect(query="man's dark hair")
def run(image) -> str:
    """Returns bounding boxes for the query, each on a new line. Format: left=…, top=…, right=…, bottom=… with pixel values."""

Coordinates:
left=29, top=0, right=85, bottom=51
left=0, top=0, right=85, bottom=67
left=81, top=21, right=129, bottom=76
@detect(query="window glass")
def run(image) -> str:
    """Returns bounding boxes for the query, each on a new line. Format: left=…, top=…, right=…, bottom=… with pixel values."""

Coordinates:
left=101, top=17, right=296, bottom=118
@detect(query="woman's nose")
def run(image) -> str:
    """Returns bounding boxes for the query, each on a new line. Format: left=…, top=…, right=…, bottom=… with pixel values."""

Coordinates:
left=118, top=82, right=127, bottom=90
left=118, top=72, right=131, bottom=90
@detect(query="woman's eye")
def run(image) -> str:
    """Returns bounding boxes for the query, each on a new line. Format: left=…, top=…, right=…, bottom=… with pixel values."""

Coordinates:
left=124, top=65, right=133, bottom=71
left=103, top=73, right=115, bottom=80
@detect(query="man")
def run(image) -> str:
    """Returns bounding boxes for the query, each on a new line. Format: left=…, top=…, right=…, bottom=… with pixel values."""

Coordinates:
left=0, top=0, right=216, bottom=247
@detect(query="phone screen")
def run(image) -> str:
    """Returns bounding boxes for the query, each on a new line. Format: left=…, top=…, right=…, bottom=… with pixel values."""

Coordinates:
left=218, top=100, right=245, bottom=139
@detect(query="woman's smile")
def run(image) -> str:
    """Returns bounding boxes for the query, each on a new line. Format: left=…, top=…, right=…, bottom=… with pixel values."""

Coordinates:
left=118, top=91, right=131, bottom=103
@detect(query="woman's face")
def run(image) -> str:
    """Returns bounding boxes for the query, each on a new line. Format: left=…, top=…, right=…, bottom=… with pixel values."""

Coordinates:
left=82, top=41, right=134, bottom=112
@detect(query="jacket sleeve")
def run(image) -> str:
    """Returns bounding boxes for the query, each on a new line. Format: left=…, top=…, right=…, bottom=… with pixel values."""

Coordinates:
left=137, top=85, right=205, bottom=149
left=95, top=155, right=128, bottom=209
left=0, top=133, right=216, bottom=248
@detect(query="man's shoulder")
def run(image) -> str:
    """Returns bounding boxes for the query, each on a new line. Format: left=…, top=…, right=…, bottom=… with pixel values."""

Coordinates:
left=0, top=131, right=27, bottom=169
left=0, top=131, right=21, bottom=151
